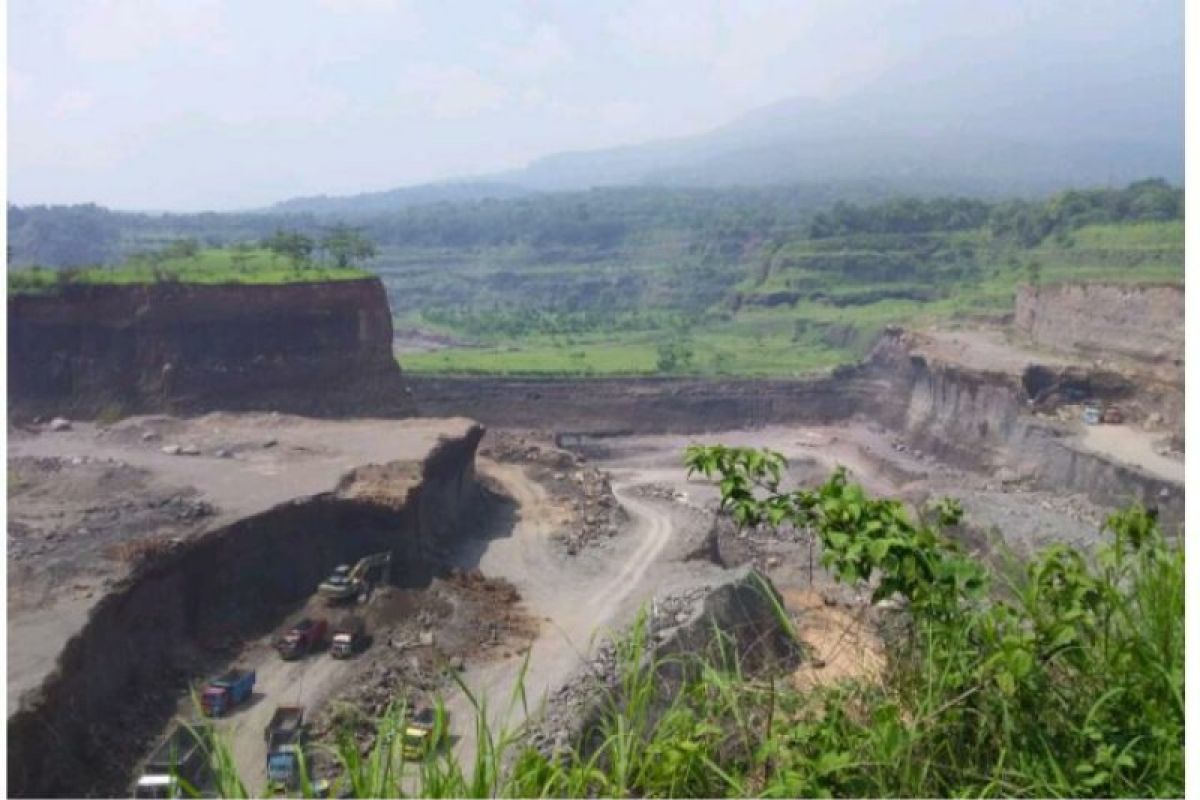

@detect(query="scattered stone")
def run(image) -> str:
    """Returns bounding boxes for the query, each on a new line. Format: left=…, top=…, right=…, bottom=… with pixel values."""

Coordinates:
left=161, top=445, right=182, bottom=455
left=262, top=439, right=278, bottom=449
left=178, top=444, right=201, bottom=456
left=215, top=449, right=233, bottom=459
left=142, top=431, right=160, bottom=442
left=419, top=630, right=435, bottom=647
left=49, top=417, right=72, bottom=432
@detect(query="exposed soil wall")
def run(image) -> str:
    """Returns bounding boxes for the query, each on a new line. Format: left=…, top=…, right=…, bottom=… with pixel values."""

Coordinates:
left=6, top=425, right=484, bottom=798
left=409, top=374, right=877, bottom=433
left=8, top=278, right=415, bottom=420
left=1015, top=283, right=1183, bottom=372
left=863, top=331, right=1182, bottom=523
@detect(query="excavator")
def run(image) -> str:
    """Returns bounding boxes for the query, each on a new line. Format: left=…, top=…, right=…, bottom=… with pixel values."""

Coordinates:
left=318, top=552, right=392, bottom=603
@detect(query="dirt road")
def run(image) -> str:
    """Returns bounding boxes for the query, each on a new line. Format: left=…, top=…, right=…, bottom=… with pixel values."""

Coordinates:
left=199, top=641, right=357, bottom=796
left=443, top=461, right=676, bottom=766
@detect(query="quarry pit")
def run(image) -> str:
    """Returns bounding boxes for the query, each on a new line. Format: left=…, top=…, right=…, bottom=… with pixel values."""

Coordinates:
left=6, top=282, right=1184, bottom=797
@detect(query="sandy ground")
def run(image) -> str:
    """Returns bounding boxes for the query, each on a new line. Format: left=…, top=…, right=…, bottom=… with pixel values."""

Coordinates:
left=912, top=327, right=1074, bottom=373
left=1073, top=423, right=1183, bottom=483
left=441, top=461, right=682, bottom=767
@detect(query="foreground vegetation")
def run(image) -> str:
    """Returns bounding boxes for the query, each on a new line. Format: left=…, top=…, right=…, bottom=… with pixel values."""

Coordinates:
left=179, top=448, right=1181, bottom=797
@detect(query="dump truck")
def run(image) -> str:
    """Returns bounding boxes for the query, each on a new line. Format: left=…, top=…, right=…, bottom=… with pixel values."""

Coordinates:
left=265, top=706, right=305, bottom=789
left=330, top=616, right=367, bottom=659
left=200, top=668, right=256, bottom=717
left=133, top=723, right=210, bottom=798
left=318, top=552, right=392, bottom=602
left=402, top=706, right=447, bottom=760
left=276, top=617, right=327, bottom=660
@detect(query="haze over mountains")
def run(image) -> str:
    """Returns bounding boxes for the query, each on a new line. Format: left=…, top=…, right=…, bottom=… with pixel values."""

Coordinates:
left=271, top=44, right=1182, bottom=215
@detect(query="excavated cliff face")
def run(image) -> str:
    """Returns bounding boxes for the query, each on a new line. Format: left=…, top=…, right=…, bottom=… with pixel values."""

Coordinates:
left=409, top=374, right=880, bottom=433
left=863, top=330, right=1182, bottom=523
left=1015, top=283, right=1183, bottom=375
left=8, top=278, right=415, bottom=419
left=6, top=425, right=484, bottom=798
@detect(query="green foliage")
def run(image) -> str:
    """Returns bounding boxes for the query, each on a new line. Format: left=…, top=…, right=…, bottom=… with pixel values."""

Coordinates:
left=656, top=337, right=695, bottom=373
left=321, top=225, right=377, bottom=269
left=684, top=445, right=1183, bottom=796
left=7, top=246, right=370, bottom=295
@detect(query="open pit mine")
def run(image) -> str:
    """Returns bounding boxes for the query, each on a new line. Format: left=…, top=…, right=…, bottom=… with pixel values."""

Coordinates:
left=7, top=277, right=1182, bottom=797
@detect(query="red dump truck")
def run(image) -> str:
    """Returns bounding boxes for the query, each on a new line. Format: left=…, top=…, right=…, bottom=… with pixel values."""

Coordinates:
left=200, top=668, right=255, bottom=717
left=276, top=618, right=327, bottom=660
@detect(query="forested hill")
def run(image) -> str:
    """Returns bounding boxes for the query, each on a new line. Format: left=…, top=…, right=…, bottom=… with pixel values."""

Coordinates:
left=6, top=179, right=1182, bottom=270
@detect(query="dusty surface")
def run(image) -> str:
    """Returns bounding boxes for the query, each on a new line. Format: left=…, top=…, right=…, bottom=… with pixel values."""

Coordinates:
left=440, top=458, right=691, bottom=768
left=1073, top=423, right=1184, bottom=483
left=7, top=413, right=477, bottom=716
left=912, top=327, right=1075, bottom=374
left=197, top=567, right=535, bottom=796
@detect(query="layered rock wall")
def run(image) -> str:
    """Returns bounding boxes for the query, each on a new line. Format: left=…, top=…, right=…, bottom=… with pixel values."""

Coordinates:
left=8, top=278, right=415, bottom=419
left=1014, top=283, right=1183, bottom=371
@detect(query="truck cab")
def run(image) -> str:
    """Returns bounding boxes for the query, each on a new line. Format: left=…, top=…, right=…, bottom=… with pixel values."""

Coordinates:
left=266, top=744, right=302, bottom=789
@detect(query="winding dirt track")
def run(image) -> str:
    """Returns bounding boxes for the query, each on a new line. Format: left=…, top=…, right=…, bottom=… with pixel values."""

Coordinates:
left=214, top=458, right=675, bottom=791
left=442, top=461, right=676, bottom=768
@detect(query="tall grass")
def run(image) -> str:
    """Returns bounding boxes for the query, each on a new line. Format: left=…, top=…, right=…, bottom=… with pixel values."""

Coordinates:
left=177, top=465, right=1180, bottom=798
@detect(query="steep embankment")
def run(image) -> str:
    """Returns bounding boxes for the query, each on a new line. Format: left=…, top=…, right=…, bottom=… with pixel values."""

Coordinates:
left=861, top=330, right=1182, bottom=523
left=6, top=425, right=483, bottom=798
left=409, top=374, right=876, bottom=433
left=1015, top=283, right=1183, bottom=368
left=8, top=278, right=414, bottom=419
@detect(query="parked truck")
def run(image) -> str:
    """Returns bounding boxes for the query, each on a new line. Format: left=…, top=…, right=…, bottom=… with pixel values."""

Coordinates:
left=330, top=616, right=367, bottom=659
left=200, top=668, right=256, bottom=717
left=133, top=723, right=210, bottom=798
left=276, top=617, right=327, bottom=660
left=265, top=706, right=306, bottom=789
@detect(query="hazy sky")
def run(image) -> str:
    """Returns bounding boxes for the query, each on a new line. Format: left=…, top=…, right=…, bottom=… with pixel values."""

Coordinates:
left=8, top=0, right=1183, bottom=211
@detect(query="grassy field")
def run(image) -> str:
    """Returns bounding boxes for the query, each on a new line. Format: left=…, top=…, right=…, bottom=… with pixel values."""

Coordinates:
left=7, top=247, right=371, bottom=295
left=398, top=221, right=1182, bottom=377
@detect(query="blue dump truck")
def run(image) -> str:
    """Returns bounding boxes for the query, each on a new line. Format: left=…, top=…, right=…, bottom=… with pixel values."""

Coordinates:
left=200, top=668, right=256, bottom=717
left=265, top=706, right=306, bottom=789
left=133, top=723, right=210, bottom=798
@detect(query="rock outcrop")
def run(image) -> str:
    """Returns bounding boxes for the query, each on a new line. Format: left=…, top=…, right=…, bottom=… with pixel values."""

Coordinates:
left=8, top=278, right=415, bottom=419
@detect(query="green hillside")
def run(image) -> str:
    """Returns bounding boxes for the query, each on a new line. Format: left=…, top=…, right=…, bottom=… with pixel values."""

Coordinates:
left=398, top=210, right=1182, bottom=377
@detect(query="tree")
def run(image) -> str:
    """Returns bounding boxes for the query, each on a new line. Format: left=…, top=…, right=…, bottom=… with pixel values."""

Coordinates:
left=656, top=337, right=694, bottom=373
left=322, top=225, right=377, bottom=269
left=230, top=242, right=255, bottom=272
left=264, top=230, right=315, bottom=269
